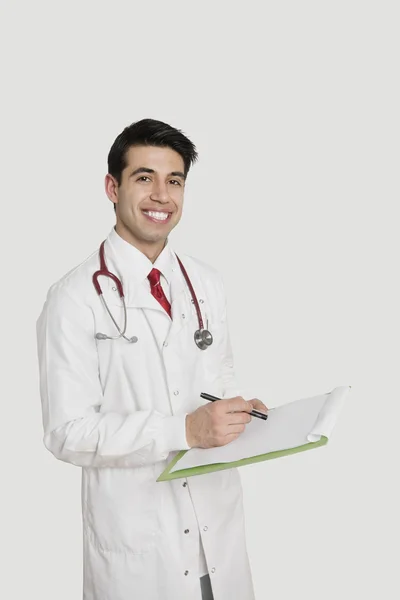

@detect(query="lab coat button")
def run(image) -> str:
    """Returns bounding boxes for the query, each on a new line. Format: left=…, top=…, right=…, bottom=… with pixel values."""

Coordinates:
left=182, top=313, right=186, bottom=319
left=184, top=570, right=189, bottom=576
left=211, top=567, right=216, bottom=573
left=163, top=341, right=168, bottom=347
left=184, top=529, right=189, bottom=534
left=203, top=526, right=208, bottom=531
left=173, top=390, right=179, bottom=395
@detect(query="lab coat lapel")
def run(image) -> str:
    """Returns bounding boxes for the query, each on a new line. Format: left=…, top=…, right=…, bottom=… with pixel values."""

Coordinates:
left=104, top=271, right=166, bottom=313
left=164, top=258, right=192, bottom=343
left=103, top=237, right=193, bottom=337
left=128, top=279, right=168, bottom=313
left=103, top=230, right=173, bottom=315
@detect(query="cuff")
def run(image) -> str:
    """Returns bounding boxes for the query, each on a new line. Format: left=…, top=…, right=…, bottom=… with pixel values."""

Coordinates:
left=159, top=413, right=191, bottom=456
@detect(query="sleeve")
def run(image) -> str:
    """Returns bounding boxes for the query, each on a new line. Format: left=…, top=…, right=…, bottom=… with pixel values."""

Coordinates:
left=217, top=275, right=244, bottom=399
left=36, top=284, right=190, bottom=469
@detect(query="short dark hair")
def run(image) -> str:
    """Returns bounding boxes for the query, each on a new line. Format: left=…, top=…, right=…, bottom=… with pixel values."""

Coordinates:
left=107, top=118, right=198, bottom=211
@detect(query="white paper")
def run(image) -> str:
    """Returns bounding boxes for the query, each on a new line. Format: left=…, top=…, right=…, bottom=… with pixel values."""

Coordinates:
left=307, top=385, right=349, bottom=442
left=171, top=385, right=350, bottom=473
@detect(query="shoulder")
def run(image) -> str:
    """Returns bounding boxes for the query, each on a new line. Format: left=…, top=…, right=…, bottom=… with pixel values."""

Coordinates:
left=178, top=253, right=222, bottom=282
left=177, top=252, right=226, bottom=303
left=41, top=247, right=99, bottom=310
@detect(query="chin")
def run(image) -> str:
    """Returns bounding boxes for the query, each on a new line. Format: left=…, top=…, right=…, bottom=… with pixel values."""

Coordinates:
left=141, top=231, right=169, bottom=243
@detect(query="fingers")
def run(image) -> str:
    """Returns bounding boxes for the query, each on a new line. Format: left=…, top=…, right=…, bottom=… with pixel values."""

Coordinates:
left=247, top=397, right=269, bottom=413
left=226, top=422, right=247, bottom=433
left=223, top=396, right=253, bottom=414
left=226, top=412, right=252, bottom=425
left=223, top=396, right=268, bottom=415
left=205, top=398, right=255, bottom=447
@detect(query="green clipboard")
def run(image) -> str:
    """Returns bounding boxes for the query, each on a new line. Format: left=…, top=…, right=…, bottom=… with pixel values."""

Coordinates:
left=156, top=435, right=328, bottom=482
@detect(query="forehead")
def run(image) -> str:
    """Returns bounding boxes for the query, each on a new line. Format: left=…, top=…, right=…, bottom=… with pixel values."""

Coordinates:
left=124, top=145, right=184, bottom=173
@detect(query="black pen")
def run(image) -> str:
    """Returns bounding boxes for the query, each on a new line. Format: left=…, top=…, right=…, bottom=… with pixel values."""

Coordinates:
left=200, top=392, right=268, bottom=421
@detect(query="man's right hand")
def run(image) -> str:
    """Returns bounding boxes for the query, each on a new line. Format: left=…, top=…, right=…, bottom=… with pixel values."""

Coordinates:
left=185, top=396, right=254, bottom=449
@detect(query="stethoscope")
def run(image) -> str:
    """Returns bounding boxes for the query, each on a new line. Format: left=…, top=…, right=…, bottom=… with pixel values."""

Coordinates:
left=92, top=241, right=213, bottom=350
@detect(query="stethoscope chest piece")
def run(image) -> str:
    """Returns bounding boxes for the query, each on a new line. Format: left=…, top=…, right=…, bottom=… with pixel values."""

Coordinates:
left=194, top=328, right=213, bottom=350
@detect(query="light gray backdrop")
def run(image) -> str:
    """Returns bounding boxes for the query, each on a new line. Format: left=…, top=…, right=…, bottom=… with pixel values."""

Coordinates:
left=1, top=1, right=399, bottom=598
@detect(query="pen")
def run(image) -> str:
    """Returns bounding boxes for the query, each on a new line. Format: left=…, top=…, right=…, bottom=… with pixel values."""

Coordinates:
left=200, top=392, right=268, bottom=421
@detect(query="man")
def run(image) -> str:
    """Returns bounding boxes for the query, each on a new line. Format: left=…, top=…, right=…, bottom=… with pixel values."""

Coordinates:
left=36, top=118, right=268, bottom=600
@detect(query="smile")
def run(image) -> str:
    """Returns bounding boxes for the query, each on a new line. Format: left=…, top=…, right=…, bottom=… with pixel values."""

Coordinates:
left=142, top=210, right=172, bottom=223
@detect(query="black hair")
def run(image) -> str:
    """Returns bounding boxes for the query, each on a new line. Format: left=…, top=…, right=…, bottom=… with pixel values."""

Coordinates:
left=107, top=118, right=198, bottom=211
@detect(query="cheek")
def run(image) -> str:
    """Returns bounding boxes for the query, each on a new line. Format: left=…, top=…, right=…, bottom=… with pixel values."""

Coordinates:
left=121, top=192, right=144, bottom=215
left=172, top=191, right=184, bottom=211
left=173, top=206, right=184, bottom=223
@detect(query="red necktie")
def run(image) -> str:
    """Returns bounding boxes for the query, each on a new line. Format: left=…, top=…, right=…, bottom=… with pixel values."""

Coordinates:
left=147, top=268, right=172, bottom=319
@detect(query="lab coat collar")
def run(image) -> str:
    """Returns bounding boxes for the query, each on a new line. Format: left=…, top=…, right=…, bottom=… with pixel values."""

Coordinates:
left=108, top=225, right=174, bottom=285
left=103, top=226, right=188, bottom=330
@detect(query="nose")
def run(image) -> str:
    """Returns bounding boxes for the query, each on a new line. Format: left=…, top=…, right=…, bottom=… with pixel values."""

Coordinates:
left=150, top=180, right=169, bottom=203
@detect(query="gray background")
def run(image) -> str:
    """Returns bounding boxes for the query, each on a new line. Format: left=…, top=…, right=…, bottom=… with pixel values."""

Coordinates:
left=1, top=1, right=399, bottom=598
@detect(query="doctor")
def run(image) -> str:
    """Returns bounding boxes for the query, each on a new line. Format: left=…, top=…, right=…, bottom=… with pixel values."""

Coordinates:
left=36, top=118, right=268, bottom=600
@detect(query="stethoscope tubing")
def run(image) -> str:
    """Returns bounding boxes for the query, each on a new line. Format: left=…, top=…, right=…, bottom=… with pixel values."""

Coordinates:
left=174, top=254, right=204, bottom=331
left=93, top=241, right=212, bottom=348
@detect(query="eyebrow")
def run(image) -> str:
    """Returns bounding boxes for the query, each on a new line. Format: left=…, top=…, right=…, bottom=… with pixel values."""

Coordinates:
left=129, top=167, right=186, bottom=180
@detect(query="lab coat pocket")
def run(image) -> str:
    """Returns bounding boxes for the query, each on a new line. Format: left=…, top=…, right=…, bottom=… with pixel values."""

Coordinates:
left=83, top=466, right=159, bottom=555
left=201, top=321, right=223, bottom=376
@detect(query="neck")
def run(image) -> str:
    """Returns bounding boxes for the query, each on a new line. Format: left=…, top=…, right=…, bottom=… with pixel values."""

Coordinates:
left=115, top=222, right=166, bottom=263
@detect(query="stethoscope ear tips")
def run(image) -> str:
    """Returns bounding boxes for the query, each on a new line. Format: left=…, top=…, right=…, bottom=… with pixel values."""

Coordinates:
left=95, top=333, right=108, bottom=340
left=95, top=332, right=139, bottom=343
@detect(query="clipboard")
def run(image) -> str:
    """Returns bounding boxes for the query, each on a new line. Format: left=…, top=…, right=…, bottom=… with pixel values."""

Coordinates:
left=157, top=385, right=350, bottom=482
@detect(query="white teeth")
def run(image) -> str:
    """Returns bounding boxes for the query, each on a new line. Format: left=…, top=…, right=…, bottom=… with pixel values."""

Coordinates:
left=143, top=211, right=169, bottom=221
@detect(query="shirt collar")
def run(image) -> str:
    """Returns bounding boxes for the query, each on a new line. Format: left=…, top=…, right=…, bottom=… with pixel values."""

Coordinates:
left=107, top=225, right=175, bottom=285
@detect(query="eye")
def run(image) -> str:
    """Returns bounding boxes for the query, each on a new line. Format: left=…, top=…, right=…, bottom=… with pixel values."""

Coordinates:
left=137, top=176, right=151, bottom=182
left=169, top=180, right=181, bottom=186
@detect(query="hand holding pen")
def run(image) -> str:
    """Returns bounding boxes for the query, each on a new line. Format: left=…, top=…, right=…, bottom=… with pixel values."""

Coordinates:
left=200, top=393, right=269, bottom=420
left=185, top=394, right=269, bottom=449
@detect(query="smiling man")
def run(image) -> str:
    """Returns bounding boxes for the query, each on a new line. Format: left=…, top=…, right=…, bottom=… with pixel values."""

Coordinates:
left=106, top=142, right=186, bottom=262
left=36, top=118, right=267, bottom=600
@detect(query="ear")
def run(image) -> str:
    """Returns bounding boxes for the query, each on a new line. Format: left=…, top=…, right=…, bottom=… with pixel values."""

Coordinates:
left=105, top=173, right=119, bottom=205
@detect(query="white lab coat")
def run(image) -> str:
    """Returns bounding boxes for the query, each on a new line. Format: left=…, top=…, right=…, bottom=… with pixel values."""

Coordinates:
left=36, top=226, right=255, bottom=600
